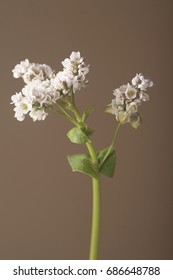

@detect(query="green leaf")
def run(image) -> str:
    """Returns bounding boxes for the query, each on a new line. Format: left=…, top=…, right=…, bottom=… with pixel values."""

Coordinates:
left=67, top=153, right=98, bottom=179
left=67, top=127, right=89, bottom=144
left=97, top=148, right=116, bottom=177
left=82, top=107, right=94, bottom=122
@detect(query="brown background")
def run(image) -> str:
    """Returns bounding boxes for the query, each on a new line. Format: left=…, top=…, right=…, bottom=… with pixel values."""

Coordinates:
left=0, top=0, right=172, bottom=260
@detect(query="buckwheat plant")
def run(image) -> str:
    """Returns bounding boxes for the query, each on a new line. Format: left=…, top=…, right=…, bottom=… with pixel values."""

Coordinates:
left=11, top=51, right=153, bottom=260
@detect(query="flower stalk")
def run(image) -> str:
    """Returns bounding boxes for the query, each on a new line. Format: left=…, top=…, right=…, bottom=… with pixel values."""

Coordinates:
left=11, top=51, right=153, bottom=260
left=99, top=123, right=121, bottom=169
left=89, top=175, right=101, bottom=260
left=70, top=96, right=102, bottom=260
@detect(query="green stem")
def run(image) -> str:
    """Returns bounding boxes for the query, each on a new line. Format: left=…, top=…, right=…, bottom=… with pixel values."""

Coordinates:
left=99, top=122, right=121, bottom=169
left=71, top=102, right=82, bottom=122
left=89, top=175, right=101, bottom=260
left=55, top=101, right=78, bottom=126
left=86, top=141, right=101, bottom=260
left=59, top=94, right=102, bottom=260
left=86, top=142, right=97, bottom=162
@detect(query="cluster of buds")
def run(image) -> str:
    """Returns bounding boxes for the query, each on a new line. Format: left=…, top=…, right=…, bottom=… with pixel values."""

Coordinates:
left=11, top=52, right=89, bottom=121
left=106, top=73, right=153, bottom=128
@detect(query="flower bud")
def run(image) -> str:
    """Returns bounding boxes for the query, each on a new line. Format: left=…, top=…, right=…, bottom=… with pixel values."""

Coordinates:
left=130, top=113, right=142, bottom=129
left=118, top=111, right=128, bottom=124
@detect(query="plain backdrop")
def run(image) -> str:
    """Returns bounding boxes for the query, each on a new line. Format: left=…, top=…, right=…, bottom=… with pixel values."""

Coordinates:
left=0, top=0, right=173, bottom=259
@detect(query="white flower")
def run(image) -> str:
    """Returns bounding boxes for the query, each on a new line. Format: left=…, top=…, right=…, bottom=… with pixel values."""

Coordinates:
left=13, top=97, right=32, bottom=121
left=11, top=52, right=89, bottom=121
left=133, top=98, right=142, bottom=106
left=14, top=110, right=25, bottom=121
left=115, top=92, right=125, bottom=106
left=132, top=73, right=153, bottom=91
left=113, top=85, right=127, bottom=96
left=111, top=99, right=119, bottom=116
left=126, top=101, right=138, bottom=114
left=71, top=76, right=85, bottom=92
left=11, top=92, right=23, bottom=106
left=12, top=59, right=30, bottom=78
left=41, top=64, right=54, bottom=79
left=62, top=52, right=81, bottom=75
left=139, top=78, right=153, bottom=91
left=23, top=63, right=54, bottom=84
left=29, top=108, right=48, bottom=121
left=131, top=73, right=142, bottom=87
left=22, top=81, right=48, bottom=106
left=125, top=83, right=137, bottom=100
left=70, top=51, right=81, bottom=61
left=51, top=65, right=88, bottom=95
left=107, top=73, right=153, bottom=128
left=42, top=80, right=60, bottom=103
left=23, top=64, right=44, bottom=84
left=51, top=71, right=73, bottom=95
left=139, top=91, right=150, bottom=101
left=62, top=51, right=89, bottom=78
left=61, top=58, right=72, bottom=72
left=12, top=59, right=54, bottom=84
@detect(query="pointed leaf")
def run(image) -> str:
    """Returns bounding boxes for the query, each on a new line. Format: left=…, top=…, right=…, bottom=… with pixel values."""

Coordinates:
left=97, top=148, right=116, bottom=177
left=67, top=127, right=89, bottom=144
left=67, top=153, right=98, bottom=179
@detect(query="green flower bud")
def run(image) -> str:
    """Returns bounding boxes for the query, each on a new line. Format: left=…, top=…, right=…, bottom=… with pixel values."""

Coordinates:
left=105, top=105, right=113, bottom=114
left=130, top=113, right=142, bottom=129
left=118, top=111, right=128, bottom=124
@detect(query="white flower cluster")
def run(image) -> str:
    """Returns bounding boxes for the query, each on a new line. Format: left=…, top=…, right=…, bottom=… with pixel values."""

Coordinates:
left=11, top=52, right=89, bottom=121
left=12, top=59, right=54, bottom=84
left=109, top=74, right=153, bottom=128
